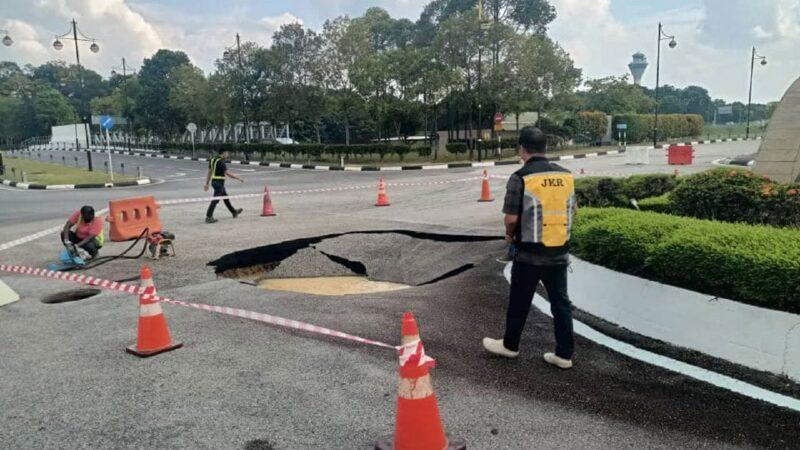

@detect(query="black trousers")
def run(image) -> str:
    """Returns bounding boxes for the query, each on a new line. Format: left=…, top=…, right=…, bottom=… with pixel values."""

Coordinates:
left=206, top=179, right=237, bottom=218
left=68, top=231, right=101, bottom=257
left=503, top=262, right=574, bottom=359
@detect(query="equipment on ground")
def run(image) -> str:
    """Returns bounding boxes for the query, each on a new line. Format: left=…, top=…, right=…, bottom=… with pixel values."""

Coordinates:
left=147, top=232, right=176, bottom=260
left=47, top=242, right=87, bottom=271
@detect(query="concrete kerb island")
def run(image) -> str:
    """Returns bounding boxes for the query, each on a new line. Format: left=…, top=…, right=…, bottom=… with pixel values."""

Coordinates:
left=1, top=178, right=153, bottom=190
left=565, top=256, right=800, bottom=382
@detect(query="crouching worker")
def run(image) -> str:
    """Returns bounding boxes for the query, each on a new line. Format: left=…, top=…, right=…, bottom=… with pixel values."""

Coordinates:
left=61, top=205, right=104, bottom=260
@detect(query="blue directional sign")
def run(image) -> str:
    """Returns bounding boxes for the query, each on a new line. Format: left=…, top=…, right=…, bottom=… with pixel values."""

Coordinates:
left=616, top=123, right=628, bottom=130
left=100, top=115, right=115, bottom=131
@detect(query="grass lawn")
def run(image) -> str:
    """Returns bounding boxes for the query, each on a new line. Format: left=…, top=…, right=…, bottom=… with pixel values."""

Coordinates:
left=702, top=122, right=765, bottom=140
left=2, top=157, right=136, bottom=185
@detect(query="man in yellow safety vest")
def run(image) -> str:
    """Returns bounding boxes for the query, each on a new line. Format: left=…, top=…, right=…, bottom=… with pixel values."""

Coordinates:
left=483, top=126, right=578, bottom=370
left=204, top=150, right=245, bottom=223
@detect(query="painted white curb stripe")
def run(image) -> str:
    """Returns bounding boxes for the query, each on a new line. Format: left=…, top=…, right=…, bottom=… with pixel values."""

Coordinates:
left=502, top=263, right=800, bottom=413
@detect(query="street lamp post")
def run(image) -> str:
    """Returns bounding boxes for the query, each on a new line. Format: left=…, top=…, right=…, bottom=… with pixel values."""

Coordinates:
left=53, top=19, right=100, bottom=171
left=746, top=47, right=767, bottom=140
left=224, top=34, right=250, bottom=143
left=653, top=22, right=677, bottom=148
left=111, top=58, right=134, bottom=152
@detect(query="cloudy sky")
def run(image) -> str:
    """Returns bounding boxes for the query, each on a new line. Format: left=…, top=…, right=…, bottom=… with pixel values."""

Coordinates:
left=1, top=0, right=798, bottom=103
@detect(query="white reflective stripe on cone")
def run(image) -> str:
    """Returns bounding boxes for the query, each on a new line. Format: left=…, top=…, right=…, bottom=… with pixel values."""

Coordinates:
left=140, top=302, right=163, bottom=317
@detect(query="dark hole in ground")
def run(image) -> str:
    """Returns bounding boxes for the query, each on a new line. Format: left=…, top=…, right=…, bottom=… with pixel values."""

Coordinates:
left=41, top=288, right=102, bottom=304
left=210, top=230, right=503, bottom=288
left=244, top=439, right=275, bottom=450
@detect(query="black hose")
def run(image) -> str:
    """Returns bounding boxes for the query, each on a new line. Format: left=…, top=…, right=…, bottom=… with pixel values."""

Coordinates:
left=81, top=227, right=151, bottom=270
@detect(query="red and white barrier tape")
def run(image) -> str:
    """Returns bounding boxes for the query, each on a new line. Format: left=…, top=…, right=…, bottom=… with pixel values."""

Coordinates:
left=0, top=264, right=397, bottom=350
left=157, top=176, right=483, bottom=206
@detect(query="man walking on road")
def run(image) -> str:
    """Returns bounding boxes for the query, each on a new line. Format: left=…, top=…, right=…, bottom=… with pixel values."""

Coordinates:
left=483, top=127, right=577, bottom=369
left=205, top=150, right=245, bottom=224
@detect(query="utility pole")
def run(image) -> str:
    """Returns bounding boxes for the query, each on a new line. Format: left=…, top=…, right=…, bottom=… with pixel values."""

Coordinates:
left=236, top=33, right=250, bottom=143
left=746, top=47, right=767, bottom=140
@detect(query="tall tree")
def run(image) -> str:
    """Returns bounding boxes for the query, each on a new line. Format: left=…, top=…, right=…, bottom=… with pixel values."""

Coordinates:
left=135, top=49, right=191, bottom=137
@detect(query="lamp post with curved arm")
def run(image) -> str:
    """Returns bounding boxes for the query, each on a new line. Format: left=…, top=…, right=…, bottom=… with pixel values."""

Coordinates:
left=653, top=22, right=677, bottom=148
left=223, top=34, right=250, bottom=143
left=745, top=47, right=767, bottom=140
left=53, top=19, right=100, bottom=170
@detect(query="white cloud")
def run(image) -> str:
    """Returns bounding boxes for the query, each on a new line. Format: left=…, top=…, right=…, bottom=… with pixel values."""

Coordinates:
left=0, top=19, right=51, bottom=66
left=548, top=0, right=799, bottom=103
left=260, top=12, right=303, bottom=30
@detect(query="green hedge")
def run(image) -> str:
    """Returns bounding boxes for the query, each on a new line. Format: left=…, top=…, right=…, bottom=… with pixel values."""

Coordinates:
left=636, top=194, right=673, bottom=214
left=577, top=111, right=608, bottom=142
left=612, top=114, right=704, bottom=143
left=576, top=174, right=678, bottom=207
left=670, top=168, right=800, bottom=228
left=572, top=208, right=800, bottom=313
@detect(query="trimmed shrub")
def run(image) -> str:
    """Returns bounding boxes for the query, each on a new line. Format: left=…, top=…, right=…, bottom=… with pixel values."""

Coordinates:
left=446, top=142, right=468, bottom=155
left=636, top=194, right=673, bottom=214
left=572, top=208, right=800, bottom=313
left=612, top=114, right=703, bottom=143
left=670, top=168, right=800, bottom=227
left=576, top=174, right=678, bottom=207
left=577, top=111, right=608, bottom=143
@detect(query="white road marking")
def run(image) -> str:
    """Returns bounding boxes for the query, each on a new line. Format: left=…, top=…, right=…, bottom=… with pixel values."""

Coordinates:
left=502, top=263, right=800, bottom=413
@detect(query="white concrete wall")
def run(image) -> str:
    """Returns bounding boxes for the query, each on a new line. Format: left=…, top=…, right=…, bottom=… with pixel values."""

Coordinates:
left=50, top=124, right=90, bottom=147
left=568, top=257, right=800, bottom=381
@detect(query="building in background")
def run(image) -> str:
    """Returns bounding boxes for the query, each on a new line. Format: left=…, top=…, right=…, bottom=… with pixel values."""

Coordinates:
left=629, top=52, right=648, bottom=86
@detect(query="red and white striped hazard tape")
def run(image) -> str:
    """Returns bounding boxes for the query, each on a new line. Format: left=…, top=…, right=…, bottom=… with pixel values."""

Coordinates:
left=157, top=176, right=483, bottom=206
left=0, top=264, right=397, bottom=350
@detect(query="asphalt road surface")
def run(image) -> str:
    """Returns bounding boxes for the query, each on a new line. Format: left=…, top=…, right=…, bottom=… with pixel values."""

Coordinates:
left=2, top=140, right=798, bottom=449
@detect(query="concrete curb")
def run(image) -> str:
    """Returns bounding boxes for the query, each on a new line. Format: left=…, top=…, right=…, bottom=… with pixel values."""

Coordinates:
left=567, top=256, right=800, bottom=382
left=13, top=136, right=762, bottom=172
left=1, top=178, right=152, bottom=190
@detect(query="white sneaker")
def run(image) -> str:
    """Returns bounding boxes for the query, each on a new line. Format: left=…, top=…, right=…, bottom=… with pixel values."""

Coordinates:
left=544, top=352, right=573, bottom=369
left=482, top=338, right=519, bottom=358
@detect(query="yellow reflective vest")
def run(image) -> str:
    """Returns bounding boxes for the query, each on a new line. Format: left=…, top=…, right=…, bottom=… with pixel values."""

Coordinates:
left=518, top=171, right=576, bottom=248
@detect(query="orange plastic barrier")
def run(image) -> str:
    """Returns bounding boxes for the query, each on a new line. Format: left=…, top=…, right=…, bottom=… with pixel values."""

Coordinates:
left=107, top=196, right=162, bottom=242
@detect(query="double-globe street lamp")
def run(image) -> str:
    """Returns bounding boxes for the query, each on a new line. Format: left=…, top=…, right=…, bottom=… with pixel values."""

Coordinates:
left=223, top=33, right=250, bottom=143
left=653, top=22, right=677, bottom=148
left=53, top=19, right=100, bottom=170
left=745, top=47, right=767, bottom=140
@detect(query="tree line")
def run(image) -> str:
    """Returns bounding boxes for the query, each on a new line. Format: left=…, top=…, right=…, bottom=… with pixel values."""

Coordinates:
left=0, top=0, right=778, bottom=146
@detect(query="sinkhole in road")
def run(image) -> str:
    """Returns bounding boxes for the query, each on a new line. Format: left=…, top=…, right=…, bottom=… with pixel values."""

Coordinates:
left=41, top=288, right=102, bottom=304
left=210, top=230, right=504, bottom=296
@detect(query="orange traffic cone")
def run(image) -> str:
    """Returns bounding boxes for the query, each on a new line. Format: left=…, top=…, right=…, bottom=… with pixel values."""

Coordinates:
left=126, top=266, right=182, bottom=358
left=261, top=185, right=277, bottom=217
left=478, top=169, right=493, bottom=202
left=376, top=312, right=466, bottom=450
left=376, top=178, right=391, bottom=207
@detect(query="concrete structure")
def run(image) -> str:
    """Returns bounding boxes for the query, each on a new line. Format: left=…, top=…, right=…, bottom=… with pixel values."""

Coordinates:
left=629, top=53, right=648, bottom=86
left=566, top=257, right=800, bottom=382
left=753, top=76, right=800, bottom=183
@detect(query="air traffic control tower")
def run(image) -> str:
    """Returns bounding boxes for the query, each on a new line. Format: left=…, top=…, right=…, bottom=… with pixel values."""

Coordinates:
left=629, top=53, right=648, bottom=85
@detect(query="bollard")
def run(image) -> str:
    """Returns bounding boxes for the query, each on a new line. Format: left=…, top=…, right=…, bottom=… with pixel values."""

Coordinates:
left=74, top=157, right=78, bottom=167
left=104, top=161, right=109, bottom=173
left=120, top=162, right=125, bottom=176
left=49, top=154, right=53, bottom=161
left=137, top=166, right=143, bottom=180
left=62, top=156, right=66, bottom=166
left=21, top=170, right=27, bottom=183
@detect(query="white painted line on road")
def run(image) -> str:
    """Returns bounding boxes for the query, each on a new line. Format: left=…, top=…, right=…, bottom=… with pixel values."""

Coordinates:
left=559, top=155, right=575, bottom=160
left=502, top=263, right=800, bottom=413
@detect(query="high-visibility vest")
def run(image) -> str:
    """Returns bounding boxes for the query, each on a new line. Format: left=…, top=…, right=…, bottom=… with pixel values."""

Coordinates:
left=76, top=216, right=105, bottom=247
left=518, top=171, right=576, bottom=248
left=210, top=157, right=226, bottom=180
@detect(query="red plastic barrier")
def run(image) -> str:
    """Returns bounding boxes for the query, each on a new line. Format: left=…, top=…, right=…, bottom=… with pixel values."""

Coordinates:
left=668, top=145, right=694, bottom=165
left=107, top=196, right=162, bottom=242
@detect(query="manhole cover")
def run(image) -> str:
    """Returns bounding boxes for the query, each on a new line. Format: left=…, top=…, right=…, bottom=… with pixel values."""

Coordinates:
left=41, top=288, right=102, bottom=304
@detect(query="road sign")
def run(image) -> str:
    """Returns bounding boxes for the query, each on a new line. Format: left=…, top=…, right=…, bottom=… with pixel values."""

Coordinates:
left=717, top=105, right=733, bottom=115
left=100, top=115, right=115, bottom=131
left=616, top=123, right=628, bottom=130
left=493, top=113, right=503, bottom=124
left=186, top=122, right=197, bottom=134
